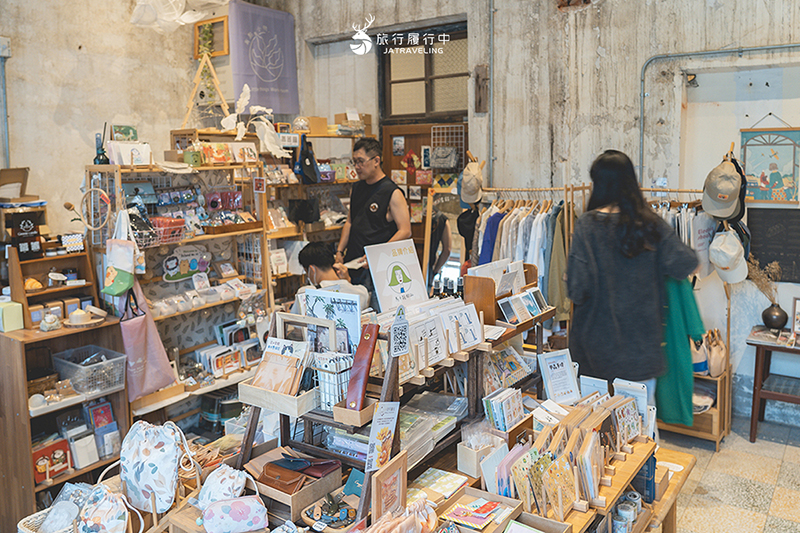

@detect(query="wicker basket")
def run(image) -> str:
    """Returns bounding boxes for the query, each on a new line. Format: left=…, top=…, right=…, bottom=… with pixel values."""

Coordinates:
left=17, top=508, right=70, bottom=533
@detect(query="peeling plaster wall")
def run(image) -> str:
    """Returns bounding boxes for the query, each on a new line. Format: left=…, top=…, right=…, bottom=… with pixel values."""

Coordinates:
left=0, top=0, right=196, bottom=234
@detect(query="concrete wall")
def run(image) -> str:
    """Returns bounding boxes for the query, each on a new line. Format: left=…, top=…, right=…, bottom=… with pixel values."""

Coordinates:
left=0, top=0, right=197, bottom=234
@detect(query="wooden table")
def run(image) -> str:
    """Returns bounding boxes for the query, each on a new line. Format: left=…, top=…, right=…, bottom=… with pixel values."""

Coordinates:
left=648, top=447, right=696, bottom=533
left=745, top=334, right=800, bottom=442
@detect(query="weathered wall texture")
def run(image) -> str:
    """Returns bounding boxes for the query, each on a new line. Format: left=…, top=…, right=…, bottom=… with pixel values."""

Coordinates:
left=0, top=0, right=196, bottom=234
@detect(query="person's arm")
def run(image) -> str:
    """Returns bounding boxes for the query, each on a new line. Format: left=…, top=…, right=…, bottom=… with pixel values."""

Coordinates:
left=387, top=189, right=412, bottom=241
left=657, top=221, right=699, bottom=279
left=335, top=211, right=352, bottom=263
left=432, top=220, right=452, bottom=275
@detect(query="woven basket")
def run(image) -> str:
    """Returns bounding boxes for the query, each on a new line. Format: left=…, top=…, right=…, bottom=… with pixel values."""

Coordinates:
left=17, top=508, right=70, bottom=533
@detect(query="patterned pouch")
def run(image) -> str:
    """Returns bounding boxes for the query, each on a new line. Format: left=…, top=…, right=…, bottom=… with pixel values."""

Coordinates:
left=194, top=464, right=257, bottom=511
left=199, top=496, right=267, bottom=533
left=77, top=485, right=143, bottom=533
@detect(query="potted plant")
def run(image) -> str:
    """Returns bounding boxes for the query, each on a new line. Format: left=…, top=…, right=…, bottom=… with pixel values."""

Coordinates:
left=747, top=254, right=786, bottom=329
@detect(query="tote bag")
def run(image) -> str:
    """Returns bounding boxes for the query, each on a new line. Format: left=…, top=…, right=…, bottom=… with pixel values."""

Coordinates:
left=101, top=212, right=136, bottom=296
left=121, top=280, right=175, bottom=402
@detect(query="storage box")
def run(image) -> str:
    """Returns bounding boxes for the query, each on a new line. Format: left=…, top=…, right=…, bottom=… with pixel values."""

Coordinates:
left=307, top=116, right=328, bottom=135
left=456, top=436, right=504, bottom=478
left=334, top=113, right=372, bottom=126
left=31, top=437, right=71, bottom=484
left=332, top=397, right=378, bottom=427
left=80, top=295, right=94, bottom=310
left=244, top=445, right=342, bottom=523
left=238, top=378, right=319, bottom=418
left=654, top=465, right=669, bottom=501
left=63, top=297, right=81, bottom=317
left=515, top=512, right=571, bottom=533
left=0, top=299, right=23, bottom=332
left=28, top=304, right=44, bottom=327
left=0, top=167, right=39, bottom=202
left=489, top=412, right=534, bottom=448
left=52, top=345, right=127, bottom=394
left=438, top=486, right=522, bottom=533
left=44, top=300, right=64, bottom=319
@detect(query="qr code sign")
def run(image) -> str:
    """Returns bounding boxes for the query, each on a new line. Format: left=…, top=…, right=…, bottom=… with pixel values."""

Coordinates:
left=391, top=323, right=409, bottom=357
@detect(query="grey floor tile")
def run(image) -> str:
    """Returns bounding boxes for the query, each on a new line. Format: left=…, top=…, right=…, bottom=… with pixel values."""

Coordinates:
left=693, top=470, right=774, bottom=513
left=730, top=416, right=792, bottom=445
left=777, top=461, right=800, bottom=491
left=764, top=515, right=800, bottom=533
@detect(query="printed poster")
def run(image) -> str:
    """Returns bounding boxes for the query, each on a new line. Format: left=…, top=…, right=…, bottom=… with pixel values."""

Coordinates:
left=365, top=239, right=429, bottom=312
left=365, top=401, right=400, bottom=472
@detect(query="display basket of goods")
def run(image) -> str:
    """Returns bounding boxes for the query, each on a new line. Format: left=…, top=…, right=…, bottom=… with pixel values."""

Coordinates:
left=17, top=507, right=72, bottom=533
left=150, top=216, right=186, bottom=245
left=52, top=345, right=127, bottom=395
left=312, top=352, right=354, bottom=412
left=27, top=366, right=59, bottom=397
left=127, top=208, right=160, bottom=249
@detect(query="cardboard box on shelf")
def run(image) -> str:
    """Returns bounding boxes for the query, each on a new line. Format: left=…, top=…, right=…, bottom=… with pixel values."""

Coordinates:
left=334, top=113, right=372, bottom=126
left=0, top=299, right=23, bottom=332
left=307, top=117, right=328, bottom=135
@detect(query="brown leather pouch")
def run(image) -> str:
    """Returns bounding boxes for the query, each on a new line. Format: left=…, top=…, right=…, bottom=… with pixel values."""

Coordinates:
left=259, top=463, right=308, bottom=494
left=345, top=323, right=379, bottom=411
left=301, top=459, right=340, bottom=478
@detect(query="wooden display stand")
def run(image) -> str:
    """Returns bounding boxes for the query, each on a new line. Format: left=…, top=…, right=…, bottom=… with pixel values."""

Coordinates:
left=0, top=319, right=130, bottom=525
left=7, top=245, right=100, bottom=329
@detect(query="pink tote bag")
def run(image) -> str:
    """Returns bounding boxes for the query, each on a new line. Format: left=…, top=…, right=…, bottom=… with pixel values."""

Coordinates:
left=121, top=280, right=176, bottom=402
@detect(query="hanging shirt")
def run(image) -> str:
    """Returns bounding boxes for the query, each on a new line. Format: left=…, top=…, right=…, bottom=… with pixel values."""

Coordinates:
left=515, top=210, right=536, bottom=262
left=477, top=206, right=498, bottom=258
left=479, top=212, right=505, bottom=265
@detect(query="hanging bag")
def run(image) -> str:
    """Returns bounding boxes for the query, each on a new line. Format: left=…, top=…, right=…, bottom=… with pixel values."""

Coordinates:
left=690, top=335, right=709, bottom=376
left=297, top=134, right=321, bottom=184
left=118, top=209, right=146, bottom=275
left=120, top=420, right=199, bottom=513
left=77, top=485, right=143, bottom=533
left=101, top=211, right=136, bottom=296
left=707, top=328, right=727, bottom=378
left=120, top=280, right=176, bottom=402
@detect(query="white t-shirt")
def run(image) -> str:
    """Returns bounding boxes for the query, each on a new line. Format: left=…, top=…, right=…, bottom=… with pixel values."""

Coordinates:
left=291, top=279, right=370, bottom=314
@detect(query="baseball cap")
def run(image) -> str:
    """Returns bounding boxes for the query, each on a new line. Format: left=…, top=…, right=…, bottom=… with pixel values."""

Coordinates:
left=461, top=162, right=483, bottom=205
left=709, top=231, right=748, bottom=284
left=702, top=161, right=741, bottom=219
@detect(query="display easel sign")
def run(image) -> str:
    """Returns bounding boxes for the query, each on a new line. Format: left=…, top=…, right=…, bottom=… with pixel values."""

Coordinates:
left=538, top=349, right=580, bottom=406
left=304, top=288, right=361, bottom=354
left=365, top=239, right=428, bottom=311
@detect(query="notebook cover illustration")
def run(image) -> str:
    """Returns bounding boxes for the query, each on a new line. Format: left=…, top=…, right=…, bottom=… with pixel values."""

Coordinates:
left=502, top=389, right=525, bottom=431
left=598, top=412, right=618, bottom=453
left=442, top=503, right=495, bottom=530
left=613, top=399, right=641, bottom=446
left=511, top=451, right=535, bottom=512
left=543, top=454, right=577, bottom=519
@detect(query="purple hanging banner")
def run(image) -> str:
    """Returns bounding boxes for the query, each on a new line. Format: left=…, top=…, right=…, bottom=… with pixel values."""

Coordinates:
left=228, top=0, right=299, bottom=114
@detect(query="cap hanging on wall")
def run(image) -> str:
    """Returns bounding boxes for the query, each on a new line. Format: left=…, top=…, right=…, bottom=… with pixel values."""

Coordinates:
left=702, top=160, right=741, bottom=220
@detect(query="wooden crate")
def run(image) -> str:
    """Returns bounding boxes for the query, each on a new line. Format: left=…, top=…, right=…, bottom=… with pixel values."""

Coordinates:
left=332, top=397, right=377, bottom=427
left=238, top=378, right=319, bottom=418
left=131, top=383, right=186, bottom=412
left=438, top=486, right=522, bottom=533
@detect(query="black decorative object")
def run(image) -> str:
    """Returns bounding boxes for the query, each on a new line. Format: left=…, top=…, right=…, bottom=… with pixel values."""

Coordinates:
left=762, top=303, right=788, bottom=330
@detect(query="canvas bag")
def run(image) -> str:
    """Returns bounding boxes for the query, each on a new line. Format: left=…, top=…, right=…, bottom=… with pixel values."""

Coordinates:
left=430, top=146, right=458, bottom=168
left=707, top=329, right=727, bottom=378
left=117, top=209, right=146, bottom=275
left=77, top=485, right=143, bottom=533
left=690, top=336, right=709, bottom=375
left=120, top=280, right=175, bottom=402
left=295, top=134, right=321, bottom=184
left=101, top=212, right=136, bottom=296
left=120, top=420, right=198, bottom=513
left=199, top=496, right=267, bottom=533
left=194, top=464, right=257, bottom=511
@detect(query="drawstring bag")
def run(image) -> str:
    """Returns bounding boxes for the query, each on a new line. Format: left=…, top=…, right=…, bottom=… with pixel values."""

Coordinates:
left=77, top=485, right=143, bottom=533
left=707, top=329, right=727, bottom=378
left=198, top=496, right=267, bottom=533
left=193, top=464, right=257, bottom=511
left=430, top=146, right=458, bottom=169
left=120, top=280, right=175, bottom=402
left=120, top=420, right=199, bottom=513
left=690, top=336, right=709, bottom=375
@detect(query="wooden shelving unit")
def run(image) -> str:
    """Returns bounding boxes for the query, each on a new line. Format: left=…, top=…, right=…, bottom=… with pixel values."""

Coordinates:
left=0, top=319, right=129, bottom=524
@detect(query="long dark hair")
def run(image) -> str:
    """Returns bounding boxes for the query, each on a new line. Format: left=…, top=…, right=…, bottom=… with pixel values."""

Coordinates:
left=587, top=150, right=661, bottom=258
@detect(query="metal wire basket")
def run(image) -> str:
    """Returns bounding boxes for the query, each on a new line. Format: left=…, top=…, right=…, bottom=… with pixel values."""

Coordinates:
left=312, top=353, right=354, bottom=412
left=52, top=345, right=127, bottom=395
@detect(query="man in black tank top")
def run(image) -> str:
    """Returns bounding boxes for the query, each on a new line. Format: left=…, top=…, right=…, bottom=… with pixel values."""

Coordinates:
left=336, top=138, right=412, bottom=307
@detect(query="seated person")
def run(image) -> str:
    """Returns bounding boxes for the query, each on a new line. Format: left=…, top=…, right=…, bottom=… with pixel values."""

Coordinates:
left=291, top=242, right=370, bottom=314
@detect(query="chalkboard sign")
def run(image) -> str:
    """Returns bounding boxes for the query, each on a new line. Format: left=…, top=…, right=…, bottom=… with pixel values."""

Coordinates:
left=748, top=208, right=800, bottom=282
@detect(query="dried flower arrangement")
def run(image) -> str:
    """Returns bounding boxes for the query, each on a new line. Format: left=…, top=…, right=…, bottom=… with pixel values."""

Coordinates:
left=747, top=254, right=782, bottom=304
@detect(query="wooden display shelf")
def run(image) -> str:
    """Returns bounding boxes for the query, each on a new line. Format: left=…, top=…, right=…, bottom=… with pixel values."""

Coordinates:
left=595, top=439, right=657, bottom=515
left=19, top=251, right=89, bottom=265
left=23, top=283, right=90, bottom=299
left=3, top=317, right=120, bottom=343
left=182, top=227, right=263, bottom=244
left=30, top=384, right=125, bottom=418
left=649, top=447, right=696, bottom=533
left=267, top=227, right=302, bottom=239
left=34, top=454, right=119, bottom=493
left=492, top=307, right=556, bottom=347
left=153, top=297, right=239, bottom=322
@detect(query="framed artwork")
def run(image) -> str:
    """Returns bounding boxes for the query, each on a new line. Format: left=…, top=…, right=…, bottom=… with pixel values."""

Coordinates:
left=420, top=146, right=431, bottom=169
left=193, top=16, right=230, bottom=59
left=409, top=186, right=422, bottom=201
left=214, top=261, right=239, bottom=279
left=391, top=169, right=407, bottom=185
left=274, top=312, right=336, bottom=353
left=793, top=298, right=800, bottom=336
left=110, top=125, right=138, bottom=141
left=537, top=349, right=580, bottom=406
left=371, top=449, right=407, bottom=517
left=741, top=128, right=800, bottom=204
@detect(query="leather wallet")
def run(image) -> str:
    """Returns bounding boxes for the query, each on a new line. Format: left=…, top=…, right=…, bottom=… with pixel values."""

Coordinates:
left=271, top=454, right=312, bottom=471
left=301, top=459, right=340, bottom=478
left=259, top=463, right=307, bottom=494
left=345, top=323, right=379, bottom=411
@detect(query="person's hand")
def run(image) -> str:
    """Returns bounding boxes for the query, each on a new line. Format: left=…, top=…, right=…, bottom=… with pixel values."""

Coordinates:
left=334, top=250, right=344, bottom=263
left=333, top=263, right=352, bottom=283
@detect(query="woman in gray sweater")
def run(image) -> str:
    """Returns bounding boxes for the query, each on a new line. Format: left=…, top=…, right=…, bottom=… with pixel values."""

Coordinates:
left=566, top=151, right=698, bottom=401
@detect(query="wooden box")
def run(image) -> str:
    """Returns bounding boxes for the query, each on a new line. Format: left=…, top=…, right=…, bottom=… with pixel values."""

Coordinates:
left=515, top=512, right=572, bottom=533
left=238, top=378, right=319, bottom=418
left=456, top=436, right=504, bottom=478
left=654, top=465, right=669, bottom=501
left=332, top=397, right=377, bottom=427
left=0, top=167, right=39, bottom=202
left=245, top=450, right=342, bottom=523
left=489, top=413, right=534, bottom=448
left=307, top=117, right=328, bottom=135
left=130, top=382, right=185, bottom=412
left=438, top=486, right=522, bottom=533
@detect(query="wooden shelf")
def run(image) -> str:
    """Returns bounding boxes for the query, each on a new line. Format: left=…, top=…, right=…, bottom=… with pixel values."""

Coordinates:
left=153, top=297, right=239, bottom=322
left=274, top=272, right=302, bottom=280
left=34, top=454, right=119, bottom=493
left=305, top=134, right=369, bottom=139
left=3, top=317, right=120, bottom=344
left=181, top=227, right=263, bottom=244
left=19, top=252, right=89, bottom=265
left=30, top=384, right=126, bottom=418
left=596, top=439, right=657, bottom=515
left=24, top=283, right=90, bottom=299
left=491, top=307, right=556, bottom=347
left=267, top=227, right=302, bottom=239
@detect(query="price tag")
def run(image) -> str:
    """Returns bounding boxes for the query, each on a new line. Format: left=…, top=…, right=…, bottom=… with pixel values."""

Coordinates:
left=312, top=521, right=328, bottom=532
left=390, top=305, right=409, bottom=358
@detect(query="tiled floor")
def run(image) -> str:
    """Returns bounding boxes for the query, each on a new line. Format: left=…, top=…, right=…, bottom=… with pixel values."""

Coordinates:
left=657, top=415, right=800, bottom=533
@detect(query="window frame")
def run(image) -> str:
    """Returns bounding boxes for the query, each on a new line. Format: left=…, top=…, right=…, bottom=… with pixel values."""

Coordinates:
left=379, top=26, right=468, bottom=125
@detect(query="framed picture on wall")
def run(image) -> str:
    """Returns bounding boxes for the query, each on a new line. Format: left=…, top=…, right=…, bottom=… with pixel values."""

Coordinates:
left=741, top=128, right=800, bottom=204
left=793, top=298, right=800, bottom=336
